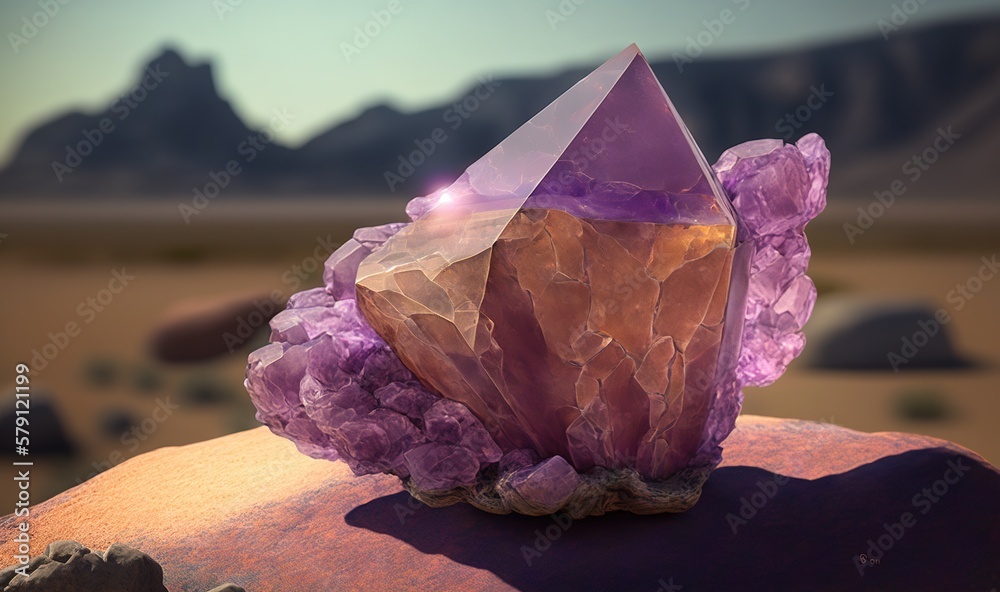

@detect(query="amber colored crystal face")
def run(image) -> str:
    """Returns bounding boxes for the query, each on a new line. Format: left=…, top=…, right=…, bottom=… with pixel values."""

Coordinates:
left=357, top=207, right=737, bottom=479
left=355, top=45, right=748, bottom=479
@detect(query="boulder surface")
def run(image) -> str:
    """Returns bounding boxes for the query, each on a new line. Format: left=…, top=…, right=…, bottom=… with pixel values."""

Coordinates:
left=1, top=417, right=997, bottom=591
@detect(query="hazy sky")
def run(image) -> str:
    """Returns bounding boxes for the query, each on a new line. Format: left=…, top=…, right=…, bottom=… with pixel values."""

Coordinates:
left=1, top=0, right=997, bottom=165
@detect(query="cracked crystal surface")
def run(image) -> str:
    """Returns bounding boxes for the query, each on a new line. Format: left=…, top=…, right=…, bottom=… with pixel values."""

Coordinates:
left=355, top=45, right=750, bottom=480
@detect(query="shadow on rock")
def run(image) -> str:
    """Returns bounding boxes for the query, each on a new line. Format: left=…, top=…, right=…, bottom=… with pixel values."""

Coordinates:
left=346, top=448, right=1000, bottom=592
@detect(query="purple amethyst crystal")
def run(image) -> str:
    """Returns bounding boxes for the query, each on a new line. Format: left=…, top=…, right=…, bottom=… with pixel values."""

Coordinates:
left=423, top=400, right=502, bottom=464
left=715, top=134, right=829, bottom=387
left=247, top=226, right=502, bottom=490
left=507, top=456, right=581, bottom=513
left=322, top=222, right=407, bottom=300
left=404, top=444, right=481, bottom=491
left=245, top=45, right=829, bottom=517
left=286, top=287, right=338, bottom=310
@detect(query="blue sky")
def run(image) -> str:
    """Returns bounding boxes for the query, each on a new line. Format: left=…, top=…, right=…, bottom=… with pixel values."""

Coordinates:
left=1, top=0, right=997, bottom=164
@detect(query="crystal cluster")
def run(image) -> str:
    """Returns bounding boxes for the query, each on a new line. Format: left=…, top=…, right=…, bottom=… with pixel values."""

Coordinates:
left=248, top=249, right=505, bottom=488
left=715, top=135, right=828, bottom=387
left=245, top=44, right=829, bottom=517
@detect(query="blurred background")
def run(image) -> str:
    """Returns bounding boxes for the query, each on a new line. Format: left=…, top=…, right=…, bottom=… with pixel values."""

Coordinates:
left=1, top=0, right=998, bottom=509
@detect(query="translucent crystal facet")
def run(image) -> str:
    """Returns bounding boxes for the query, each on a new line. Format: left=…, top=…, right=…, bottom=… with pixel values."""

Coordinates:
left=355, top=45, right=746, bottom=480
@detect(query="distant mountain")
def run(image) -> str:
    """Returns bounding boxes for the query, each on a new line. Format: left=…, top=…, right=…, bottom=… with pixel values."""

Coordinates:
left=0, top=49, right=300, bottom=196
left=2, top=17, right=998, bottom=198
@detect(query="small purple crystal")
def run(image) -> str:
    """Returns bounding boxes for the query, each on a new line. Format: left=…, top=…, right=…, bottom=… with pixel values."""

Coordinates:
left=715, top=134, right=829, bottom=387
left=246, top=341, right=338, bottom=461
left=323, top=222, right=407, bottom=300
left=499, top=448, right=541, bottom=475
left=404, top=443, right=480, bottom=491
left=374, top=382, right=438, bottom=423
left=269, top=299, right=376, bottom=345
left=423, top=400, right=502, bottom=464
left=286, top=287, right=338, bottom=310
left=507, top=456, right=581, bottom=513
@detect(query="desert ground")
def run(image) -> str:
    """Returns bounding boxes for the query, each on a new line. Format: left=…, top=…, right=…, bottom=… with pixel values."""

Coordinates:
left=0, top=197, right=997, bottom=510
